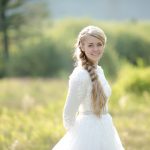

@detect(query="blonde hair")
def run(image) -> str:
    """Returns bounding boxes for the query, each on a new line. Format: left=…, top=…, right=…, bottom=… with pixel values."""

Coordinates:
left=73, top=25, right=107, bottom=117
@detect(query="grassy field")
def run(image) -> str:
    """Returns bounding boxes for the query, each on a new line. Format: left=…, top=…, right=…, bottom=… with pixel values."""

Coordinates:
left=0, top=77, right=150, bottom=150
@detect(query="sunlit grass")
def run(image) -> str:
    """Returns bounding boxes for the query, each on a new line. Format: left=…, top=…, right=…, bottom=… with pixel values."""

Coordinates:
left=0, top=77, right=150, bottom=150
left=110, top=93, right=150, bottom=150
left=0, top=78, right=67, bottom=150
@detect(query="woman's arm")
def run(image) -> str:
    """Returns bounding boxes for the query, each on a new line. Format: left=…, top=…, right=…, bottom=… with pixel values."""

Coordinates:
left=63, top=68, right=88, bottom=131
left=99, top=67, right=112, bottom=98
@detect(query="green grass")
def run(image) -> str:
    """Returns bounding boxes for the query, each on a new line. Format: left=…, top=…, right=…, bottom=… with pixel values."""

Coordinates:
left=0, top=78, right=67, bottom=150
left=0, top=77, right=150, bottom=150
left=110, top=93, right=150, bottom=150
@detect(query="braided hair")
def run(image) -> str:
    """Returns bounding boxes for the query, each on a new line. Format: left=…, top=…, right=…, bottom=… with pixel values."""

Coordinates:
left=73, top=26, right=107, bottom=117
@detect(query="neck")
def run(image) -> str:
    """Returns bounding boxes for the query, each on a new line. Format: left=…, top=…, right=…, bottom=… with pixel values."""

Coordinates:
left=77, top=60, right=98, bottom=69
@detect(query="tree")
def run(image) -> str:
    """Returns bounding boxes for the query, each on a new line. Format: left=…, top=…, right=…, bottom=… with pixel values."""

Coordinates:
left=0, top=0, right=49, bottom=77
left=0, top=0, right=25, bottom=60
left=0, top=0, right=49, bottom=60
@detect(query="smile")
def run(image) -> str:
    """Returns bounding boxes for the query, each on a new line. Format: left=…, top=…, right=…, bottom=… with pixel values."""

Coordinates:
left=91, top=53, right=99, bottom=56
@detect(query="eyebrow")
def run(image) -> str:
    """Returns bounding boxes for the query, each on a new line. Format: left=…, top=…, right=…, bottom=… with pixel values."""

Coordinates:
left=88, top=42, right=102, bottom=44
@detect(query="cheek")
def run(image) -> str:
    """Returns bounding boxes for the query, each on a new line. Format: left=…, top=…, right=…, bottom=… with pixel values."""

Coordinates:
left=85, top=49, right=93, bottom=55
left=82, top=46, right=90, bottom=53
left=85, top=46, right=93, bottom=53
left=99, top=46, right=104, bottom=52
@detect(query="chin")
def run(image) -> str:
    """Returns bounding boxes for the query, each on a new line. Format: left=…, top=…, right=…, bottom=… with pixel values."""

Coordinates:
left=88, top=58, right=98, bottom=64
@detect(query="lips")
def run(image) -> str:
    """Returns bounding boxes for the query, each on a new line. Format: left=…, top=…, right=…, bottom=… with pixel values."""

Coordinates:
left=91, top=53, right=99, bottom=56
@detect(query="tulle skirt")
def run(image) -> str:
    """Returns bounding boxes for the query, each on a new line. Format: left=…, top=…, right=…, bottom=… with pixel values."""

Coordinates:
left=52, top=113, right=125, bottom=150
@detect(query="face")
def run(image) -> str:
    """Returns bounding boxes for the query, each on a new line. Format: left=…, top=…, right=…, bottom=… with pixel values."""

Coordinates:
left=81, top=35, right=104, bottom=64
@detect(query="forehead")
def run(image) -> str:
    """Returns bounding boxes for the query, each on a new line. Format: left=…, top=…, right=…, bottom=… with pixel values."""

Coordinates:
left=84, top=35, right=102, bottom=44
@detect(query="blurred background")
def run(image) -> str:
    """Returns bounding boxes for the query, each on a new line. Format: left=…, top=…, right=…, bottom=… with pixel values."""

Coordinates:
left=0, top=0, right=150, bottom=149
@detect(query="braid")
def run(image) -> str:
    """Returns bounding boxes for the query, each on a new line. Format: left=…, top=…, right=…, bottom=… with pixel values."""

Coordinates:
left=79, top=50, right=107, bottom=116
left=79, top=50, right=98, bottom=82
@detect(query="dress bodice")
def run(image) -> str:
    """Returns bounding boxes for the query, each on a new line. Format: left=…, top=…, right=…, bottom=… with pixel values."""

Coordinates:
left=63, top=65, right=112, bottom=130
left=76, top=66, right=111, bottom=114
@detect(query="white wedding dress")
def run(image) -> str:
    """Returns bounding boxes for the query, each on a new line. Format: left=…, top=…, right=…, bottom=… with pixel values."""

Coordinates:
left=52, top=65, right=125, bottom=150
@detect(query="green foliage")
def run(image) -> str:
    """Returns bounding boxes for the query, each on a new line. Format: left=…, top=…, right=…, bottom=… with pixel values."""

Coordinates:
left=115, top=31, right=150, bottom=65
left=0, top=54, right=6, bottom=77
left=124, top=66, right=150, bottom=94
left=1, top=19, right=150, bottom=78
left=6, top=38, right=72, bottom=77
left=100, top=46, right=120, bottom=79
left=111, top=64, right=150, bottom=106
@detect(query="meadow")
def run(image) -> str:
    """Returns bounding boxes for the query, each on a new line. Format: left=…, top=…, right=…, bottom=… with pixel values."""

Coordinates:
left=0, top=65, right=150, bottom=150
left=0, top=19, right=150, bottom=150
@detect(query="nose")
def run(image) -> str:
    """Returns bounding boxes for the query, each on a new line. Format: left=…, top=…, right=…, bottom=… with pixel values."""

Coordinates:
left=93, top=46, right=99, bottom=52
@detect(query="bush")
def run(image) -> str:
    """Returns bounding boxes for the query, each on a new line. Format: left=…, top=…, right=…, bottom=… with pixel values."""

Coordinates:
left=115, top=30, right=150, bottom=66
left=112, top=64, right=150, bottom=101
left=6, top=38, right=71, bottom=77
left=2, top=19, right=150, bottom=78
left=126, top=68, right=150, bottom=94
left=0, top=55, right=6, bottom=77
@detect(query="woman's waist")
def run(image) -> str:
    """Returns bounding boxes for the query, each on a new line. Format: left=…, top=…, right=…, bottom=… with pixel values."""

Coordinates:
left=78, top=110, right=108, bottom=116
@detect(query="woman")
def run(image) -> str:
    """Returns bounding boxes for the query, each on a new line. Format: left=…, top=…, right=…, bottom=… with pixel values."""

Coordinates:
left=52, top=25, right=125, bottom=150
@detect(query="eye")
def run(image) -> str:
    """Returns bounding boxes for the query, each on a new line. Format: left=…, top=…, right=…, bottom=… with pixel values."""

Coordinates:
left=97, top=43, right=102, bottom=46
left=88, top=44, right=93, bottom=47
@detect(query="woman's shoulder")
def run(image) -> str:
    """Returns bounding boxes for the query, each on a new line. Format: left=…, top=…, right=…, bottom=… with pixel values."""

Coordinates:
left=70, top=65, right=104, bottom=79
left=69, top=66, right=90, bottom=83
left=97, top=65, right=105, bottom=75
left=97, top=65, right=103, bottom=71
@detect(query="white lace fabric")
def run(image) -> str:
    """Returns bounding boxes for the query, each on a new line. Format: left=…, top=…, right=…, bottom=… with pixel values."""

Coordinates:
left=63, top=65, right=112, bottom=130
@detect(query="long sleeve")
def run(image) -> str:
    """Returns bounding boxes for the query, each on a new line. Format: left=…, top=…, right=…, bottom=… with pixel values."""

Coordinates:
left=63, top=68, right=88, bottom=131
left=99, top=66, right=112, bottom=98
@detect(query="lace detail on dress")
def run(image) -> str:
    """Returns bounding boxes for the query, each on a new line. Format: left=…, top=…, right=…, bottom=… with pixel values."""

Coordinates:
left=63, top=66, right=112, bottom=130
left=97, top=66, right=112, bottom=98
left=63, top=68, right=89, bottom=130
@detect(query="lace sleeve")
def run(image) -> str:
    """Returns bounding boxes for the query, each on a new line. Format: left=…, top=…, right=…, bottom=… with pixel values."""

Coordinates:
left=99, top=66, right=112, bottom=98
left=63, top=68, right=88, bottom=131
